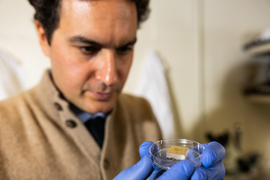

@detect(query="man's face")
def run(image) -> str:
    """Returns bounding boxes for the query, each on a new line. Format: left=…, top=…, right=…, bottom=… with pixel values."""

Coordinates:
left=39, top=0, right=137, bottom=113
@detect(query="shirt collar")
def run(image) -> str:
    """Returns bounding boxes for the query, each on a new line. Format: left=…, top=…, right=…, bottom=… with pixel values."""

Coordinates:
left=69, top=103, right=109, bottom=123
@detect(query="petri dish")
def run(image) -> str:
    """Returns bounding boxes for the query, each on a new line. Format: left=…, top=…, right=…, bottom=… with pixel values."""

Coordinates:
left=149, top=139, right=205, bottom=170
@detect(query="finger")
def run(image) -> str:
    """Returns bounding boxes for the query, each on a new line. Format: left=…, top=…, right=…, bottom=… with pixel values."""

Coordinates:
left=139, top=141, right=165, bottom=180
left=113, top=154, right=153, bottom=180
left=149, top=166, right=165, bottom=180
left=201, top=141, right=226, bottom=168
left=156, top=160, right=195, bottom=180
left=139, top=141, right=154, bottom=158
left=191, top=161, right=225, bottom=180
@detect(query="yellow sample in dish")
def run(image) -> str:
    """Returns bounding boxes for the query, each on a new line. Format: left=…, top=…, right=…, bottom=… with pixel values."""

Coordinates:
left=166, top=146, right=189, bottom=160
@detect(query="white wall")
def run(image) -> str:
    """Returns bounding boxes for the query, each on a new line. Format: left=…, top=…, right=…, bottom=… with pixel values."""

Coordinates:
left=1, top=0, right=270, bottom=168
left=127, top=0, right=270, bottom=163
left=203, top=0, right=270, bottom=168
left=125, top=0, right=204, bottom=139
left=0, top=0, right=50, bottom=88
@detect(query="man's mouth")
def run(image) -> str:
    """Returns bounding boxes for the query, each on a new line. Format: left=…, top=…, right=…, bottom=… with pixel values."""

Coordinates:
left=90, top=91, right=113, bottom=100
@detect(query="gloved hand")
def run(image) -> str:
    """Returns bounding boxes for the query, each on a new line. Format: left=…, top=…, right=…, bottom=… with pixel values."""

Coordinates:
left=114, top=141, right=226, bottom=180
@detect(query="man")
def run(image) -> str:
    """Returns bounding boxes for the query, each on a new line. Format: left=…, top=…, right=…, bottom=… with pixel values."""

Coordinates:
left=0, top=0, right=225, bottom=179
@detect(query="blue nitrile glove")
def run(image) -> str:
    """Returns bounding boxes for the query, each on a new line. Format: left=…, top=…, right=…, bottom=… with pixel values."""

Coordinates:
left=114, top=141, right=226, bottom=180
left=113, top=154, right=153, bottom=180
left=114, top=142, right=194, bottom=180
left=139, top=141, right=226, bottom=180
left=191, top=142, right=226, bottom=180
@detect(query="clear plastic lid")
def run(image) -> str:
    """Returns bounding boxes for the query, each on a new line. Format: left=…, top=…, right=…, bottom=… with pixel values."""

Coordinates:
left=149, top=139, right=205, bottom=170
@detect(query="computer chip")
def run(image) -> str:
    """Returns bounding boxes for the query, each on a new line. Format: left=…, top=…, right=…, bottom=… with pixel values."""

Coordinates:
left=166, top=145, right=189, bottom=160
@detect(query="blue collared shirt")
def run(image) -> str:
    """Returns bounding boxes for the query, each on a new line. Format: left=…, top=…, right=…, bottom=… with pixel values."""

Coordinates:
left=69, top=103, right=107, bottom=123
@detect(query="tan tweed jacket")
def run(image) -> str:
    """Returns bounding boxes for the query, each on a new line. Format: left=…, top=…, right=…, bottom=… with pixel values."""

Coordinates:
left=0, top=71, right=162, bottom=180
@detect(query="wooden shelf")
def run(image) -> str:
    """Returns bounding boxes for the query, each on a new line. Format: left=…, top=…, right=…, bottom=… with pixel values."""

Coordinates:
left=245, top=42, right=270, bottom=56
left=245, top=94, right=270, bottom=104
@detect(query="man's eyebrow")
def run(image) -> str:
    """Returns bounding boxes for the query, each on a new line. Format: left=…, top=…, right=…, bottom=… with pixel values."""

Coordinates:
left=69, top=36, right=137, bottom=47
left=119, top=38, right=137, bottom=48
left=69, top=36, right=102, bottom=46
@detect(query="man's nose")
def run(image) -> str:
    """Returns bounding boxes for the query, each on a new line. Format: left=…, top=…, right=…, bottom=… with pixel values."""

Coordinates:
left=98, top=51, right=118, bottom=86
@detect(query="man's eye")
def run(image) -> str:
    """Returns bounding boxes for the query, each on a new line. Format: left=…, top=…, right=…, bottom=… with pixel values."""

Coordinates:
left=117, top=46, right=132, bottom=54
left=79, top=46, right=100, bottom=54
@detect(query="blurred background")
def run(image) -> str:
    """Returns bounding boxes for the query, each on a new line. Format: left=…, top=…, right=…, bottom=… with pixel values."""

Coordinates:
left=1, top=0, right=270, bottom=179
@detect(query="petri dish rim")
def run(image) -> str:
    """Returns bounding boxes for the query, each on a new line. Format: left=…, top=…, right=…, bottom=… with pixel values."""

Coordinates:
left=149, top=139, right=205, bottom=170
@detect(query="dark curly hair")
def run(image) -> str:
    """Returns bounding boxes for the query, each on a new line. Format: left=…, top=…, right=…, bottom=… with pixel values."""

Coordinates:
left=28, top=0, right=150, bottom=45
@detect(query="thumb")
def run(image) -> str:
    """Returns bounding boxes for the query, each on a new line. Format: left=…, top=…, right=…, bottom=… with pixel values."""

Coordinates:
left=139, top=141, right=154, bottom=158
left=202, top=142, right=226, bottom=168
left=113, top=154, right=153, bottom=180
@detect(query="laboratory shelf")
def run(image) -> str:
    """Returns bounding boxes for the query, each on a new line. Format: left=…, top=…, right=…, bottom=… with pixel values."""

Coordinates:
left=245, top=94, right=270, bottom=104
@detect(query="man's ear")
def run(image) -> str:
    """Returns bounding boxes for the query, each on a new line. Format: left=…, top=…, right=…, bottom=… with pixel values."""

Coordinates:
left=35, top=21, right=50, bottom=57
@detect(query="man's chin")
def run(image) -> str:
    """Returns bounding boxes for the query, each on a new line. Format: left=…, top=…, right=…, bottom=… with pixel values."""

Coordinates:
left=83, top=98, right=116, bottom=114
left=77, top=91, right=119, bottom=113
left=85, top=91, right=115, bottom=102
left=85, top=105, right=114, bottom=114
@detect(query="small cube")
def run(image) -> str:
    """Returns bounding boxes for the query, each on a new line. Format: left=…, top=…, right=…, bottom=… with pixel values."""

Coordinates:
left=166, top=146, right=189, bottom=160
